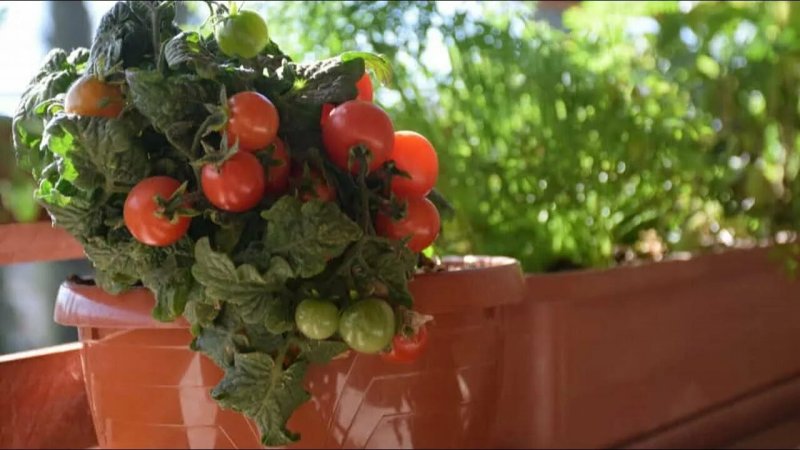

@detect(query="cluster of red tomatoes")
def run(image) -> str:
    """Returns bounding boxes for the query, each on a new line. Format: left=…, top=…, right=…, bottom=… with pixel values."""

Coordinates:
left=64, top=67, right=435, bottom=363
left=63, top=70, right=442, bottom=254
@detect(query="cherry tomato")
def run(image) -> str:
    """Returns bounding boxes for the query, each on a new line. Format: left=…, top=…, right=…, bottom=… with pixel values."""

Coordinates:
left=376, top=197, right=440, bottom=252
left=263, top=138, right=290, bottom=195
left=389, top=131, right=439, bottom=198
left=339, top=298, right=395, bottom=354
left=295, top=299, right=339, bottom=340
left=356, top=73, right=373, bottom=102
left=201, top=151, right=266, bottom=212
left=227, top=91, right=280, bottom=153
left=124, top=176, right=191, bottom=247
left=382, top=325, right=429, bottom=363
left=320, top=103, right=335, bottom=127
left=293, top=168, right=336, bottom=202
left=64, top=75, right=124, bottom=118
left=214, top=10, right=270, bottom=59
left=322, top=100, right=394, bottom=174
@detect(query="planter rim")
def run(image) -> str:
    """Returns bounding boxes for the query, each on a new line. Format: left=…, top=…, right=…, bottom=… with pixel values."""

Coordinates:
left=54, top=255, right=525, bottom=329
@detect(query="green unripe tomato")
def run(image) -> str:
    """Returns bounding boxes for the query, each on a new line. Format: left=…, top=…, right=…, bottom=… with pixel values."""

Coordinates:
left=338, top=298, right=395, bottom=354
left=214, top=10, right=269, bottom=59
left=295, top=299, right=339, bottom=340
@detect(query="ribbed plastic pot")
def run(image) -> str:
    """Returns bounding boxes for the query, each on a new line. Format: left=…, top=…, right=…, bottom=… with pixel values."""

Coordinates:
left=54, top=256, right=525, bottom=449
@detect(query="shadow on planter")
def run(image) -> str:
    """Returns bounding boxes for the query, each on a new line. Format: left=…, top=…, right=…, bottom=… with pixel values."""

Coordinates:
left=54, top=247, right=800, bottom=448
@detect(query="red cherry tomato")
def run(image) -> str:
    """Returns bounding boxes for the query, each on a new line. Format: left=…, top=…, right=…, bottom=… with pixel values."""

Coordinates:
left=356, top=73, right=373, bottom=102
left=389, top=131, right=439, bottom=198
left=226, top=91, right=279, bottom=152
left=124, top=176, right=191, bottom=247
left=320, top=103, right=335, bottom=127
left=293, top=168, right=336, bottom=202
left=64, top=75, right=124, bottom=118
left=201, top=151, right=266, bottom=212
left=382, top=325, right=429, bottom=363
left=264, top=138, right=290, bottom=195
left=376, top=197, right=440, bottom=252
left=322, top=100, right=394, bottom=174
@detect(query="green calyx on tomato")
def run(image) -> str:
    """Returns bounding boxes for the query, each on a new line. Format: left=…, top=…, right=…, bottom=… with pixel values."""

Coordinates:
left=339, top=298, right=396, bottom=354
left=376, top=197, right=441, bottom=253
left=214, top=9, right=270, bottom=59
left=124, top=176, right=193, bottom=247
left=382, top=325, right=429, bottom=364
left=295, top=299, right=340, bottom=340
left=257, top=138, right=291, bottom=196
left=382, top=308, right=433, bottom=363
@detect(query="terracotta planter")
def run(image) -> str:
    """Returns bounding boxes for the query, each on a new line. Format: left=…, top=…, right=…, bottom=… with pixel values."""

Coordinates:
left=496, top=246, right=800, bottom=448
left=55, top=256, right=526, bottom=449
left=54, top=246, right=800, bottom=448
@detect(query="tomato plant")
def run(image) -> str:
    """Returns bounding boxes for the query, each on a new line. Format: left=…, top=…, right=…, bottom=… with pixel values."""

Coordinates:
left=262, top=139, right=291, bottom=195
left=376, top=197, right=440, bottom=252
left=295, top=299, right=339, bottom=340
left=227, top=91, right=280, bottom=153
left=201, top=151, right=266, bottom=212
left=356, top=73, right=373, bottom=102
left=339, top=298, right=396, bottom=353
left=382, top=325, right=429, bottom=363
left=124, top=176, right=191, bottom=247
left=388, top=131, right=438, bottom=198
left=64, top=75, right=124, bottom=118
left=214, top=9, right=270, bottom=59
left=322, top=100, right=394, bottom=174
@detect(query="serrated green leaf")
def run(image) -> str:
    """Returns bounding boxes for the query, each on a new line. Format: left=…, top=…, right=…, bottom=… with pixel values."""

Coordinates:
left=355, top=238, right=417, bottom=306
left=289, top=57, right=363, bottom=105
left=264, top=300, right=295, bottom=334
left=193, top=237, right=293, bottom=300
left=296, top=339, right=349, bottom=364
left=13, top=48, right=88, bottom=171
left=125, top=69, right=219, bottom=155
left=88, top=1, right=178, bottom=76
left=42, top=114, right=149, bottom=193
left=211, top=352, right=310, bottom=447
left=340, top=51, right=392, bottom=86
left=261, top=197, right=362, bottom=278
left=164, top=31, right=218, bottom=75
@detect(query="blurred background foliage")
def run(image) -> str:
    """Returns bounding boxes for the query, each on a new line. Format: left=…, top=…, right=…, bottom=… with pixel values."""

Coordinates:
left=259, top=0, right=800, bottom=271
left=3, top=0, right=800, bottom=275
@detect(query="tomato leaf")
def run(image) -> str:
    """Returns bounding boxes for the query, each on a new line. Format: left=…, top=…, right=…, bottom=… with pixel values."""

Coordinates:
left=125, top=69, right=219, bottom=156
left=88, top=1, right=178, bottom=76
left=84, top=234, right=196, bottom=322
left=288, top=57, right=364, bottom=105
left=355, top=237, right=417, bottom=306
left=260, top=197, right=363, bottom=278
left=164, top=31, right=218, bottom=75
left=192, top=237, right=294, bottom=304
left=296, top=339, right=349, bottom=364
left=211, top=352, right=310, bottom=447
left=340, top=51, right=392, bottom=86
left=42, top=114, right=150, bottom=193
left=13, top=48, right=88, bottom=171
